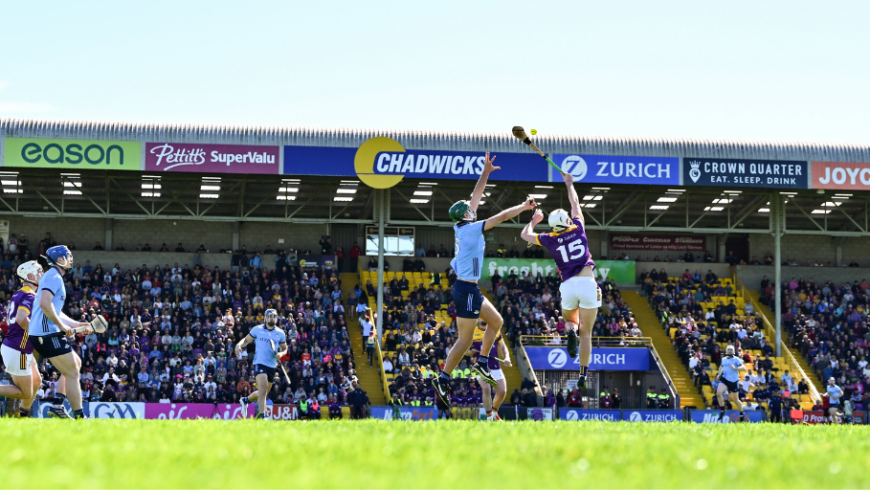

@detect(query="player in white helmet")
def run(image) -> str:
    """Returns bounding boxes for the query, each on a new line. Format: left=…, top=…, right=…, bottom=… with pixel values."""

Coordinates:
left=521, top=171, right=600, bottom=389
left=0, top=261, right=44, bottom=417
left=716, top=345, right=747, bottom=421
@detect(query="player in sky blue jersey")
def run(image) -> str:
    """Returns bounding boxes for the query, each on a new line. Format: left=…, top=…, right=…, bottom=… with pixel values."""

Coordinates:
left=521, top=170, right=600, bottom=389
left=823, top=377, right=843, bottom=424
left=716, top=345, right=748, bottom=421
left=236, top=309, right=287, bottom=419
left=432, top=152, right=536, bottom=407
left=28, top=246, right=93, bottom=419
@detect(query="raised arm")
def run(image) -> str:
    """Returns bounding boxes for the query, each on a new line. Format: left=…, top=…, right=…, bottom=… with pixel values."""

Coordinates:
left=520, top=209, right=545, bottom=245
left=563, top=172, right=582, bottom=221
left=469, top=152, right=499, bottom=212
left=235, top=334, right=254, bottom=357
left=484, top=197, right=537, bottom=231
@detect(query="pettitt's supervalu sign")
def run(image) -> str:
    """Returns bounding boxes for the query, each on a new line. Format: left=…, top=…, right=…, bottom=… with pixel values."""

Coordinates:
left=684, top=157, right=808, bottom=188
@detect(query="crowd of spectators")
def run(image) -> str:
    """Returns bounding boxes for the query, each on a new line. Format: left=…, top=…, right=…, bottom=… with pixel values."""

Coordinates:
left=0, top=231, right=374, bottom=415
left=772, top=276, right=870, bottom=413
left=641, top=269, right=814, bottom=416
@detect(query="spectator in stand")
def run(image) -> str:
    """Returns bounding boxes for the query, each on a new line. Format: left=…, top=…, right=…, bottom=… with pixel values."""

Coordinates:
left=175, top=243, right=185, bottom=252
left=415, top=244, right=426, bottom=257
left=93, top=241, right=105, bottom=250
left=426, top=245, right=437, bottom=258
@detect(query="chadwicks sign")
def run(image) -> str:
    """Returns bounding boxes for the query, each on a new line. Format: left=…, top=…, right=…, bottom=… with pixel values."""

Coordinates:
left=684, top=157, right=807, bottom=188
left=4, top=138, right=140, bottom=170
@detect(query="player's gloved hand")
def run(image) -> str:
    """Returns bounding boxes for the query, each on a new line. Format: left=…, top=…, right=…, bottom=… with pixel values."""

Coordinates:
left=523, top=196, right=537, bottom=210
left=563, top=172, right=574, bottom=185
left=531, top=209, right=544, bottom=225
left=503, top=359, right=512, bottom=367
left=79, top=322, right=93, bottom=335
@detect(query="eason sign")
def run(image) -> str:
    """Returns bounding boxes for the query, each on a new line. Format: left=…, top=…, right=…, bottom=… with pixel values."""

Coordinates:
left=145, top=142, right=279, bottom=174
left=525, top=347, right=650, bottom=371
left=684, top=157, right=807, bottom=188
left=811, top=161, right=870, bottom=190
left=4, top=138, right=140, bottom=170
left=610, top=234, right=705, bottom=252
left=483, top=258, right=635, bottom=284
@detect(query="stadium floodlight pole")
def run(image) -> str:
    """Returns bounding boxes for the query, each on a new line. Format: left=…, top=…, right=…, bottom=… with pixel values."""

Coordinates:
left=376, top=189, right=385, bottom=342
left=773, top=193, right=782, bottom=357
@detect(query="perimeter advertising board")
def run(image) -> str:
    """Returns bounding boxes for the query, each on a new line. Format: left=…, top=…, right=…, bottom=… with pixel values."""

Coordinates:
left=4, top=138, right=140, bottom=170
left=525, top=347, right=650, bottom=371
left=684, top=157, right=807, bottom=188
left=145, top=142, right=279, bottom=174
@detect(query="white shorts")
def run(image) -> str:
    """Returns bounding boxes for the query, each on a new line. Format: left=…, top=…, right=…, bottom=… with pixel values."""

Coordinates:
left=1, top=344, right=34, bottom=377
left=559, top=276, right=602, bottom=310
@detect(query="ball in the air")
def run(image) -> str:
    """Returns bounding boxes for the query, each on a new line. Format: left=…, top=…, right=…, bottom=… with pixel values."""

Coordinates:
left=530, top=129, right=537, bottom=135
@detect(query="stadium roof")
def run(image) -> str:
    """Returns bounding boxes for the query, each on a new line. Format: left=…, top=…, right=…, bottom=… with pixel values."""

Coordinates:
left=3, top=118, right=870, bottom=162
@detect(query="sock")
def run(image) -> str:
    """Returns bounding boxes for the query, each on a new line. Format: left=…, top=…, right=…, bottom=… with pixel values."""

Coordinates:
left=579, top=366, right=588, bottom=377
left=242, top=397, right=250, bottom=404
left=439, top=372, right=450, bottom=380
left=478, top=355, right=489, bottom=364
left=19, top=408, right=30, bottom=418
left=486, top=410, right=492, bottom=417
left=73, top=409, right=84, bottom=418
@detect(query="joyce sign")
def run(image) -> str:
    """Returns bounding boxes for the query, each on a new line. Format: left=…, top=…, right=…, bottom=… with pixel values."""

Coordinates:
left=684, top=157, right=807, bottom=188
left=811, top=161, right=870, bottom=190
left=146, top=143, right=279, bottom=174
left=526, top=347, right=650, bottom=371
left=4, top=138, right=140, bottom=170
left=554, top=154, right=680, bottom=185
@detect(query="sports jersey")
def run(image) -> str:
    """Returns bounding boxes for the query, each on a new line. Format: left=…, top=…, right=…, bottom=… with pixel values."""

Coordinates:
left=471, top=328, right=502, bottom=370
left=537, top=216, right=595, bottom=280
left=828, top=385, right=843, bottom=405
left=720, top=355, right=744, bottom=383
left=29, top=267, right=67, bottom=337
left=451, top=221, right=486, bottom=280
left=2, top=286, right=36, bottom=354
left=250, top=325, right=286, bottom=368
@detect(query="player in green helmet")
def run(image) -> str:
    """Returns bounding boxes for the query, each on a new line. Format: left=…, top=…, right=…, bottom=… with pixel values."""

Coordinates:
left=432, top=151, right=536, bottom=408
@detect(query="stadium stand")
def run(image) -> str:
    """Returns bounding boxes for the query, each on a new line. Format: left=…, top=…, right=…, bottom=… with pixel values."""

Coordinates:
left=639, top=268, right=818, bottom=415
left=0, top=233, right=370, bottom=415
left=771, top=276, right=870, bottom=412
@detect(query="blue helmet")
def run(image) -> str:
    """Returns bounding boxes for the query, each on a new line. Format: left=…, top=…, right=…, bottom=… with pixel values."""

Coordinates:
left=45, top=245, right=74, bottom=270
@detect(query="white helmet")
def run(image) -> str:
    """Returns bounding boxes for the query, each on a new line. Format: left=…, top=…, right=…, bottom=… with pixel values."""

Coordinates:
left=548, top=209, right=571, bottom=232
left=17, top=260, right=42, bottom=285
left=725, top=345, right=736, bottom=355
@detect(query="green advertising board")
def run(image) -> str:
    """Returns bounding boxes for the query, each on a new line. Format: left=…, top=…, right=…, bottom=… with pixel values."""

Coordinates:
left=4, top=138, right=140, bottom=170
left=482, top=258, right=636, bottom=284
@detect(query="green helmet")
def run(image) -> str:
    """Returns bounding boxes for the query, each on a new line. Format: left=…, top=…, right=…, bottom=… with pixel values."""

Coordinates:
left=449, top=200, right=473, bottom=222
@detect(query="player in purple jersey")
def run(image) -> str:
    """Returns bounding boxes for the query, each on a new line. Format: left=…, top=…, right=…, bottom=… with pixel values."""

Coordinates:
left=469, top=320, right=511, bottom=421
left=521, top=171, right=601, bottom=389
left=0, top=261, right=44, bottom=417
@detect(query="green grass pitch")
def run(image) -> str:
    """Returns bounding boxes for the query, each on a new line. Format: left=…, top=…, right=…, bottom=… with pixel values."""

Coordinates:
left=1, top=419, right=869, bottom=488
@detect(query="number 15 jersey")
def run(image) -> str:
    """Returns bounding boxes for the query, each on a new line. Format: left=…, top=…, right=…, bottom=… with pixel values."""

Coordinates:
left=537, top=216, right=595, bottom=281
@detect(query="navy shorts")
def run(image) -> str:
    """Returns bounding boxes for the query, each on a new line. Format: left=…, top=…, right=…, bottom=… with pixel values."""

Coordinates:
left=721, top=378, right=739, bottom=393
left=31, top=333, right=73, bottom=359
left=453, top=280, right=484, bottom=319
left=253, top=364, right=276, bottom=379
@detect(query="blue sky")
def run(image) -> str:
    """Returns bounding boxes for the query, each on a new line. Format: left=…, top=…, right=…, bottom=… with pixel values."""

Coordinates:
left=0, top=1, right=867, bottom=143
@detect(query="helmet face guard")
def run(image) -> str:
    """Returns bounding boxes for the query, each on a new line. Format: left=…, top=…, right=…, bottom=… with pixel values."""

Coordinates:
left=265, top=309, right=278, bottom=327
left=548, top=209, right=571, bottom=232
left=17, top=260, right=43, bottom=285
left=45, top=245, right=74, bottom=271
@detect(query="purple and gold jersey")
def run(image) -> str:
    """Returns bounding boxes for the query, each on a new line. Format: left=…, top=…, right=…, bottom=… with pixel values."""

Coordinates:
left=2, top=286, right=36, bottom=354
left=536, top=216, right=595, bottom=281
left=472, top=328, right=502, bottom=370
